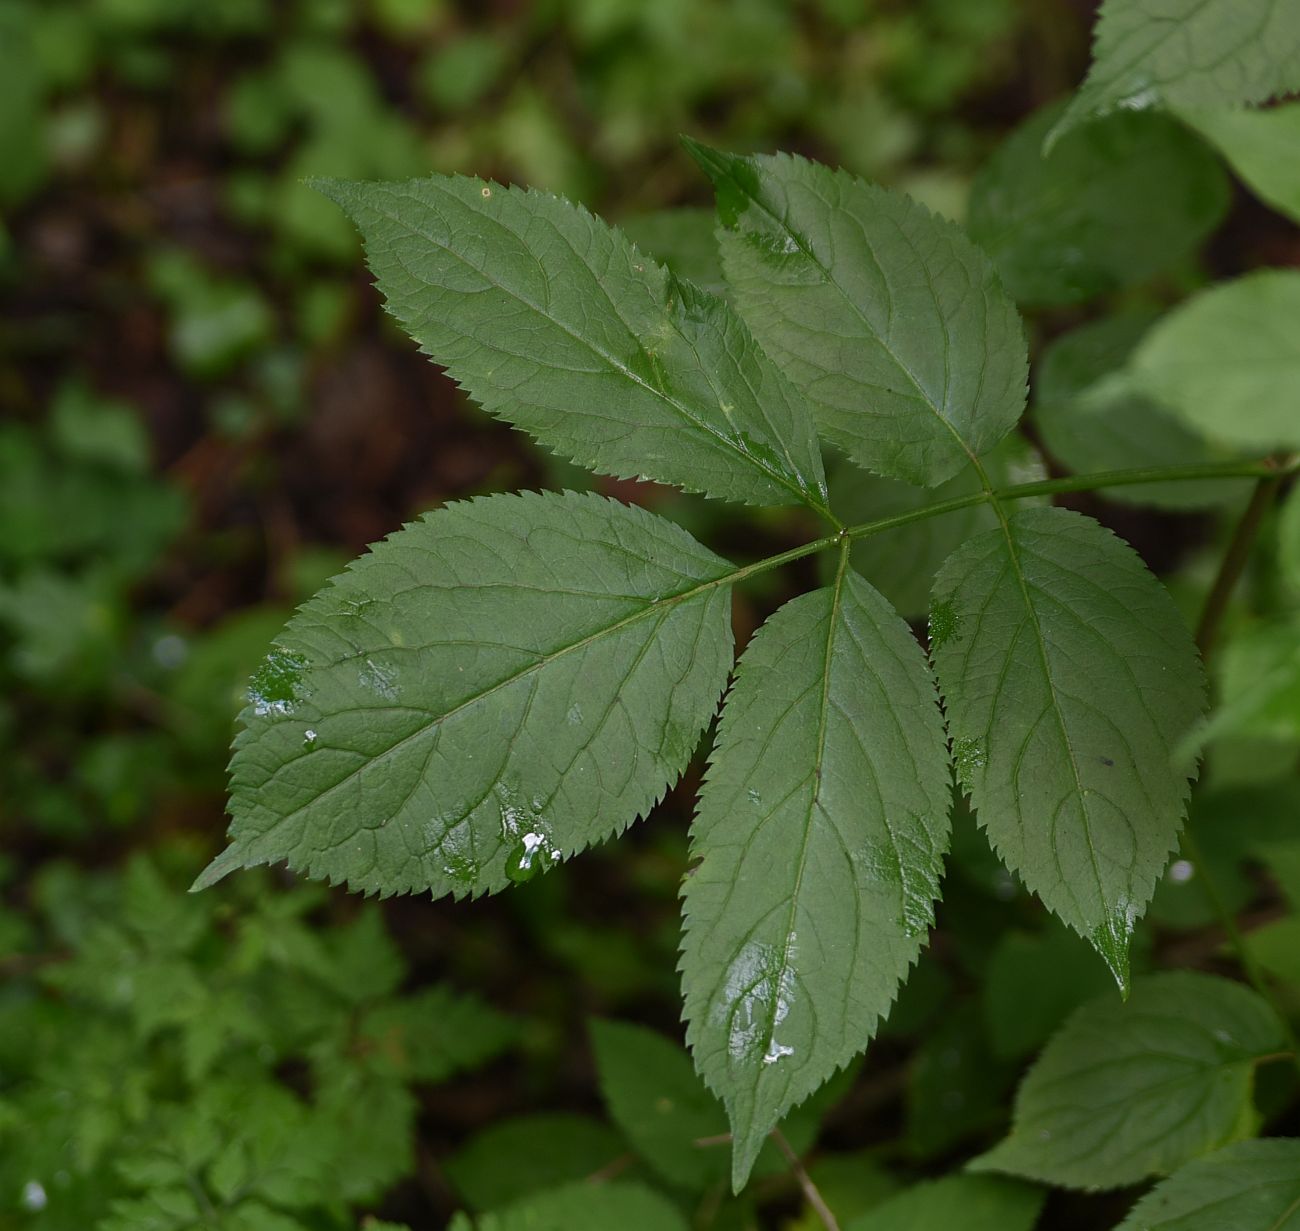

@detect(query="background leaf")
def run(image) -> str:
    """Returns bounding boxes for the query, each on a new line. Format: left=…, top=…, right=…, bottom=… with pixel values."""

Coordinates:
left=844, top=1174, right=1044, bottom=1231
left=687, top=143, right=1027, bottom=488
left=682, top=562, right=950, bottom=1188
left=198, top=492, right=734, bottom=897
left=1114, top=1139, right=1300, bottom=1230
left=1183, top=102, right=1300, bottom=224
left=1051, top=0, right=1300, bottom=147
left=1130, top=270, right=1300, bottom=452
left=466, top=1180, right=688, bottom=1231
left=973, top=972, right=1284, bottom=1189
left=315, top=175, right=829, bottom=512
left=969, top=105, right=1228, bottom=306
left=1032, top=313, right=1250, bottom=511
left=445, top=1115, right=626, bottom=1211
left=930, top=506, right=1206, bottom=986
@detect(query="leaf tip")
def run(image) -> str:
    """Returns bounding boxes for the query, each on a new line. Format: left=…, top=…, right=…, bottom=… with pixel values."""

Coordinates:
left=190, top=842, right=247, bottom=893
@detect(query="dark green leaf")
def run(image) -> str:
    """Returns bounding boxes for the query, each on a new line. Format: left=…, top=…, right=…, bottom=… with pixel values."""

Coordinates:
left=196, top=492, right=734, bottom=898
left=843, top=1175, right=1044, bottom=1231
left=683, top=561, right=949, bottom=1188
left=445, top=1115, right=626, bottom=1211
left=1114, top=1139, right=1300, bottom=1230
left=686, top=143, right=1027, bottom=487
left=315, top=175, right=828, bottom=513
left=1051, top=0, right=1300, bottom=147
left=969, top=106, right=1228, bottom=306
left=930, top=506, right=1206, bottom=987
left=973, top=973, right=1284, bottom=1189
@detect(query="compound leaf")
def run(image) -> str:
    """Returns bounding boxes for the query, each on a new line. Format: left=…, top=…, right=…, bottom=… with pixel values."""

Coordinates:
left=1115, top=1139, right=1300, bottom=1231
left=973, top=973, right=1285, bottom=1189
left=314, top=175, right=829, bottom=514
left=196, top=492, right=734, bottom=898
left=930, top=506, right=1205, bottom=987
left=1051, top=0, right=1300, bottom=148
left=1130, top=270, right=1300, bottom=453
left=686, top=143, right=1027, bottom=488
left=683, top=560, right=950, bottom=1190
left=968, top=105, right=1228, bottom=306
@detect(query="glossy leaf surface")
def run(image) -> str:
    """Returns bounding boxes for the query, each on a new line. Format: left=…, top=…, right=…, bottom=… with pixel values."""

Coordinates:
left=930, top=506, right=1205, bottom=986
left=316, top=175, right=828, bottom=513
left=198, top=492, right=734, bottom=897
left=683, top=562, right=950, bottom=1188
left=687, top=143, right=1027, bottom=488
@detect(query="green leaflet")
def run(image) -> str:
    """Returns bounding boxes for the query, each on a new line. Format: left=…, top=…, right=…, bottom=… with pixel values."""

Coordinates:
left=968, top=105, right=1228, bottom=306
left=1130, top=270, right=1300, bottom=452
left=843, top=1175, right=1044, bottom=1231
left=930, top=506, right=1205, bottom=987
left=195, top=492, right=734, bottom=897
left=1184, top=102, right=1300, bottom=224
left=1032, top=312, right=1250, bottom=511
left=1050, top=0, right=1300, bottom=148
left=682, top=559, right=950, bottom=1190
left=973, top=973, right=1284, bottom=1190
left=313, top=175, right=828, bottom=515
left=685, top=142, right=1027, bottom=488
left=1115, top=1140, right=1300, bottom=1230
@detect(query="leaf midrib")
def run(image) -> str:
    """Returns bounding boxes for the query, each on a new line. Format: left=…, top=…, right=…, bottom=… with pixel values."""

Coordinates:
left=241, top=567, right=736, bottom=840
left=364, top=184, right=821, bottom=512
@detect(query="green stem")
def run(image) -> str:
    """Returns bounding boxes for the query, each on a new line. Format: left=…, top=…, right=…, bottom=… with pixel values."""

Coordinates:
left=1195, top=469, right=1287, bottom=658
left=1179, top=465, right=1300, bottom=1072
left=736, top=458, right=1294, bottom=587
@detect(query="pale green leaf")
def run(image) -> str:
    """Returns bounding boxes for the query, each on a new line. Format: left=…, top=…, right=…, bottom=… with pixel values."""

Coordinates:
left=1187, top=618, right=1300, bottom=754
left=446, top=1114, right=625, bottom=1211
left=1114, top=1139, right=1300, bottom=1230
left=1183, top=103, right=1300, bottom=223
left=969, top=105, right=1228, bottom=306
left=972, top=972, right=1284, bottom=1189
left=195, top=492, right=734, bottom=897
left=1051, top=0, right=1300, bottom=148
left=827, top=434, right=1044, bottom=620
left=1032, top=313, right=1250, bottom=511
left=843, top=1175, right=1044, bottom=1231
left=313, top=175, right=828, bottom=513
left=930, top=506, right=1205, bottom=986
left=686, top=142, right=1028, bottom=488
left=468, top=1181, right=689, bottom=1231
left=682, top=561, right=950, bottom=1189
left=1131, top=270, right=1300, bottom=452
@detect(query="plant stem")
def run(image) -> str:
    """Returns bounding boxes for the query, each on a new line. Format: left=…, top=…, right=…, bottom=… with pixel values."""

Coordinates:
left=772, top=1128, right=840, bottom=1231
left=1195, top=468, right=1288, bottom=658
left=1182, top=462, right=1300, bottom=1073
left=729, top=458, right=1294, bottom=591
